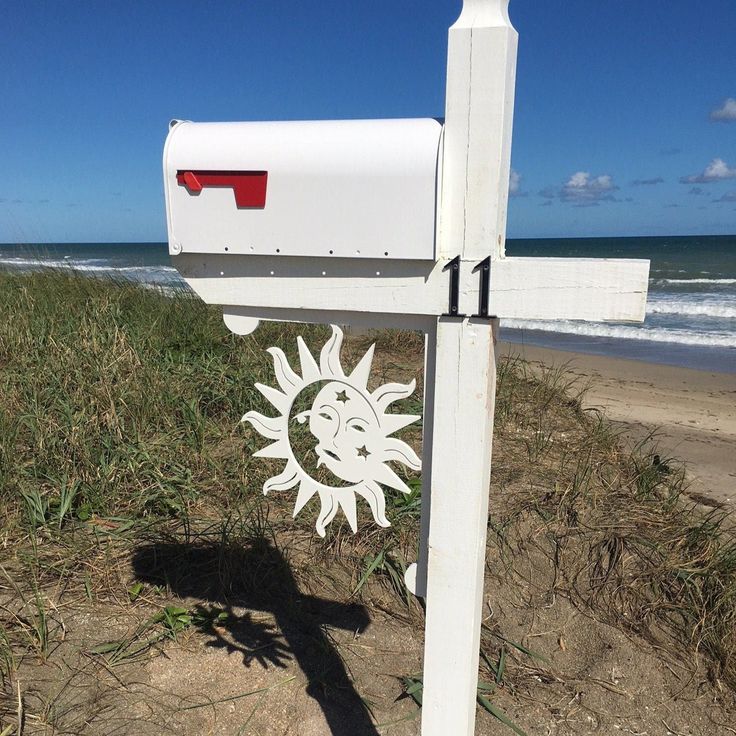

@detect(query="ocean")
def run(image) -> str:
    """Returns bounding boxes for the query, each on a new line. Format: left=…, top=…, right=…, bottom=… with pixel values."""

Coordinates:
left=0, top=236, right=734, bottom=373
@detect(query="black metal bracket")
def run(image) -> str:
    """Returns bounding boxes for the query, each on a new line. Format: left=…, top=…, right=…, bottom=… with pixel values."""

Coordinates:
left=472, top=256, right=492, bottom=318
left=442, top=255, right=465, bottom=318
left=440, top=255, right=498, bottom=319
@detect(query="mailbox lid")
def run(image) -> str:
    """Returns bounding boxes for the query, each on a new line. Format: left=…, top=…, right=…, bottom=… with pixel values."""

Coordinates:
left=164, top=118, right=442, bottom=260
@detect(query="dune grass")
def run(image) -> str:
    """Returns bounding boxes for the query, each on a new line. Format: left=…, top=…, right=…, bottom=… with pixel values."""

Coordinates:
left=0, top=269, right=734, bottom=732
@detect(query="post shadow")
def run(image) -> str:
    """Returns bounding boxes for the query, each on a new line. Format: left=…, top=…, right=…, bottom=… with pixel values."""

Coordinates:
left=132, top=537, right=379, bottom=736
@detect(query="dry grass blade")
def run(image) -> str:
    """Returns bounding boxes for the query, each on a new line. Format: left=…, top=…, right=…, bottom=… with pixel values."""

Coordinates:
left=16, top=680, right=22, bottom=736
left=178, top=675, right=297, bottom=711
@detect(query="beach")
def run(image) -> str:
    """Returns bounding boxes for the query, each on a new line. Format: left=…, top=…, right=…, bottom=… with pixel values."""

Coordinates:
left=501, top=340, right=736, bottom=506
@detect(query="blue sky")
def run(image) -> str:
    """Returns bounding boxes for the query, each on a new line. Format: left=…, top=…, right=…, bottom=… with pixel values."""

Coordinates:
left=1, top=0, right=734, bottom=243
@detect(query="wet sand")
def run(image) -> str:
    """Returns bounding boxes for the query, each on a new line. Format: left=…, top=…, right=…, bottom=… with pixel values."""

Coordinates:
left=500, top=342, right=736, bottom=506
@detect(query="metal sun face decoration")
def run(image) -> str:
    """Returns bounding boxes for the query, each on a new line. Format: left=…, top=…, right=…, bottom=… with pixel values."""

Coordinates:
left=242, top=326, right=421, bottom=537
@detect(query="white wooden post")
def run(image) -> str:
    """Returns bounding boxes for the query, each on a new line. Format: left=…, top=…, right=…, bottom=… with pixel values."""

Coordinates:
left=421, top=321, right=497, bottom=733
left=420, top=2, right=517, bottom=733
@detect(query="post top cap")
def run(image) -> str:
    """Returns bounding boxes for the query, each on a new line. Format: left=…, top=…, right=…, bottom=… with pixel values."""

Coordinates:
left=452, top=0, right=512, bottom=29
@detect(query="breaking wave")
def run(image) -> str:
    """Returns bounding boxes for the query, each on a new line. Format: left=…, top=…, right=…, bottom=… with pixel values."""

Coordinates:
left=653, top=278, right=736, bottom=285
left=0, top=256, right=180, bottom=282
left=502, top=319, right=736, bottom=348
left=646, top=298, right=736, bottom=319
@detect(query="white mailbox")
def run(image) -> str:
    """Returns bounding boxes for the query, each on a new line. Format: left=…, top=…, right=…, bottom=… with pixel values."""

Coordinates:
left=163, top=118, right=443, bottom=260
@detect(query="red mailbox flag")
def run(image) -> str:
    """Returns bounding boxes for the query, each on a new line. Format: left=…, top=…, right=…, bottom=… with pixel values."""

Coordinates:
left=176, top=170, right=268, bottom=208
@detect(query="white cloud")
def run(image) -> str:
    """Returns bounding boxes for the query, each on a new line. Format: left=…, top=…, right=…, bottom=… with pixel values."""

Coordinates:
left=541, top=171, right=619, bottom=206
left=714, top=191, right=736, bottom=203
left=509, top=169, right=521, bottom=196
left=681, top=158, right=736, bottom=184
left=710, top=98, right=736, bottom=122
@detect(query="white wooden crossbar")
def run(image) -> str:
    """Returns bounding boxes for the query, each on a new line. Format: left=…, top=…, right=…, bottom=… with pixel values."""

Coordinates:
left=177, top=254, right=649, bottom=324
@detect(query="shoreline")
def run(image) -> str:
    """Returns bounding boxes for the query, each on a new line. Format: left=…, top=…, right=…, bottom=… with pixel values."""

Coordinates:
left=500, top=341, right=736, bottom=507
left=502, top=327, right=736, bottom=375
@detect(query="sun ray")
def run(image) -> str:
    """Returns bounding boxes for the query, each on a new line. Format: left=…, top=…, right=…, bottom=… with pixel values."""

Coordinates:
left=255, top=382, right=292, bottom=415
left=297, top=336, right=320, bottom=384
left=320, top=325, right=345, bottom=378
left=349, top=343, right=375, bottom=389
left=267, top=347, right=303, bottom=393
left=372, top=379, right=417, bottom=413
left=263, top=462, right=301, bottom=494
left=356, top=481, right=391, bottom=528
left=337, top=491, right=358, bottom=533
left=372, top=463, right=412, bottom=495
left=382, top=438, right=421, bottom=470
left=315, top=489, right=340, bottom=537
left=241, top=411, right=286, bottom=440
left=293, top=478, right=319, bottom=517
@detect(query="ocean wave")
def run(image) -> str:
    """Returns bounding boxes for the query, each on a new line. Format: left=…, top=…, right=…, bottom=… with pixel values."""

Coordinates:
left=502, top=319, right=736, bottom=348
left=652, top=278, right=736, bottom=285
left=646, top=299, right=736, bottom=319
left=0, top=256, right=177, bottom=274
left=0, top=257, right=181, bottom=287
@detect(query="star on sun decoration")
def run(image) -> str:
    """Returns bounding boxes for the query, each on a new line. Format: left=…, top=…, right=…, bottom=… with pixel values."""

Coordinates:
left=242, top=325, right=421, bottom=537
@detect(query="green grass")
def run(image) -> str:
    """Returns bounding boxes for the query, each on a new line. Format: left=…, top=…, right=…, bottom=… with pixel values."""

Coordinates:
left=0, top=270, right=333, bottom=525
left=0, top=269, right=735, bottom=733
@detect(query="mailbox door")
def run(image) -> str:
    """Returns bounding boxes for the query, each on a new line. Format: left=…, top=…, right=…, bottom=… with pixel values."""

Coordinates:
left=164, top=118, right=442, bottom=260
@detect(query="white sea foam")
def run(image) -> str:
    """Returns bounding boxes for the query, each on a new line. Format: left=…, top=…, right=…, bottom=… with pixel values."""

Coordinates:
left=0, top=256, right=179, bottom=280
left=653, top=278, right=736, bottom=285
left=502, top=319, right=736, bottom=348
left=646, top=298, right=736, bottom=319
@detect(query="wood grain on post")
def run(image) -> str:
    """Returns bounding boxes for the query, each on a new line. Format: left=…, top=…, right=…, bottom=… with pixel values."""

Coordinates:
left=420, top=2, right=517, bottom=734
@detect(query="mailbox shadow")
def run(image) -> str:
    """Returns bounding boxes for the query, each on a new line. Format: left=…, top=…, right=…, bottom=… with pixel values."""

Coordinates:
left=132, top=538, right=379, bottom=735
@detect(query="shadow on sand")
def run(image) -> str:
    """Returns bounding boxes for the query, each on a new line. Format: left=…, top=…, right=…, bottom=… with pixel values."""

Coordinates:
left=132, top=538, right=379, bottom=735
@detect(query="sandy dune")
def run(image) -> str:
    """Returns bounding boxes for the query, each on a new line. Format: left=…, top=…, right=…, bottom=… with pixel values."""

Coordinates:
left=500, top=341, right=736, bottom=506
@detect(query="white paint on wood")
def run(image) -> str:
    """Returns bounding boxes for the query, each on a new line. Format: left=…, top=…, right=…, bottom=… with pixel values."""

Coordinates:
left=439, top=0, right=517, bottom=261
left=419, top=1, right=515, bottom=733
left=420, top=318, right=498, bottom=735
left=222, top=313, right=260, bottom=335
left=489, top=257, right=649, bottom=321
left=409, top=322, right=439, bottom=599
left=221, top=306, right=434, bottom=334
left=176, top=253, right=649, bottom=323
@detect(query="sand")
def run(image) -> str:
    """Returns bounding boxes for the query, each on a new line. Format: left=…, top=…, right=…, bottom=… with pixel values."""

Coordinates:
left=500, top=341, right=736, bottom=506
